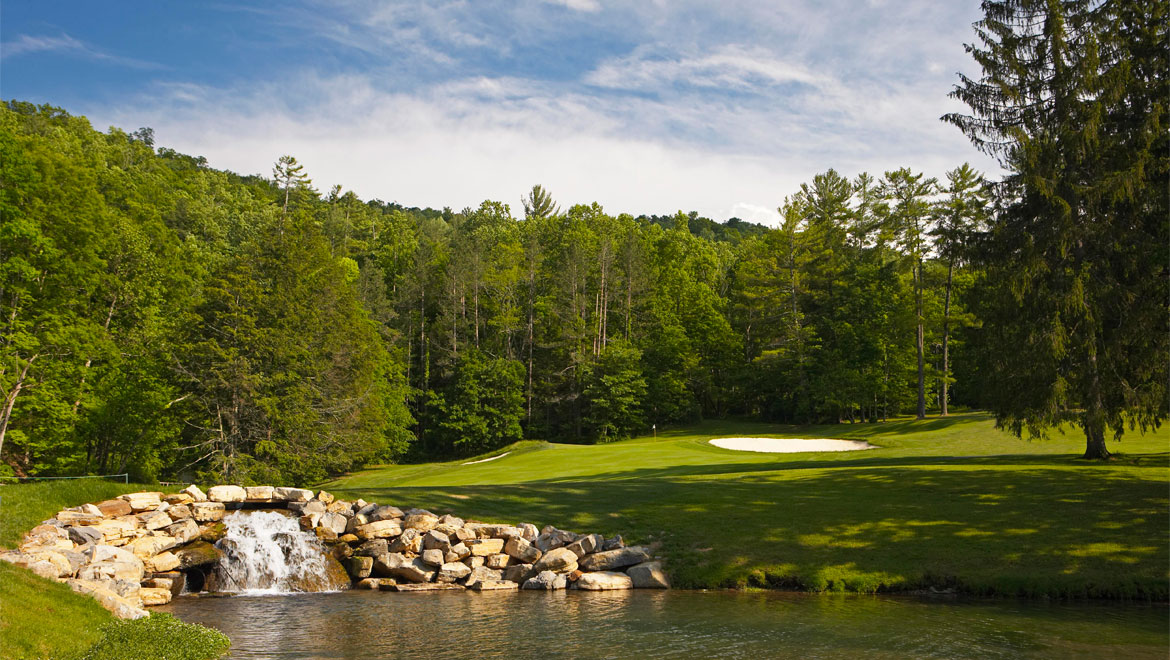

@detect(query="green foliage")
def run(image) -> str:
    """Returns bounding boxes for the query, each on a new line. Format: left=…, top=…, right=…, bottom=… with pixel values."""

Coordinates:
left=80, top=613, right=229, bottom=660
left=583, top=341, right=647, bottom=441
left=945, top=0, right=1169, bottom=457
left=427, top=350, right=525, bottom=457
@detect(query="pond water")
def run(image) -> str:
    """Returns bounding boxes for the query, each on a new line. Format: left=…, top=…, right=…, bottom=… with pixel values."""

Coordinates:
left=161, top=590, right=1168, bottom=659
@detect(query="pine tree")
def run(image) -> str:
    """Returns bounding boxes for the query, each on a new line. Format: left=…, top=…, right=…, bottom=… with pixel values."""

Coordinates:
left=945, top=0, right=1168, bottom=458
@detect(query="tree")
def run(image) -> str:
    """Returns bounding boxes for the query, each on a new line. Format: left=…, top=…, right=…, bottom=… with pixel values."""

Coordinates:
left=945, top=0, right=1168, bottom=458
left=931, top=163, right=988, bottom=416
left=272, top=155, right=311, bottom=219
left=429, top=350, right=524, bottom=456
left=583, top=341, right=647, bottom=442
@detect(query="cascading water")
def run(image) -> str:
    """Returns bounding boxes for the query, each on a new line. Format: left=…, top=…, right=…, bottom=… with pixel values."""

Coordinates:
left=212, top=510, right=349, bottom=594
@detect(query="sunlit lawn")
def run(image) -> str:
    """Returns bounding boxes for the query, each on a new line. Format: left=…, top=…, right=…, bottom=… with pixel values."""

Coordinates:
left=324, top=413, right=1169, bottom=597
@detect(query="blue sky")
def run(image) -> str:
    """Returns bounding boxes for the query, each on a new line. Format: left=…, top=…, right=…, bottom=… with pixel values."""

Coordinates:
left=1, top=1, right=999, bottom=224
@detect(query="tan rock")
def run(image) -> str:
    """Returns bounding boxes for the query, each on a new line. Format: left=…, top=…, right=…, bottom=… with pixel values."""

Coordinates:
left=388, top=528, right=422, bottom=554
left=137, top=510, right=173, bottom=531
left=166, top=504, right=193, bottom=521
left=92, top=518, right=138, bottom=542
left=120, top=492, right=163, bottom=512
left=422, top=530, right=451, bottom=551
left=437, top=562, right=472, bottom=583
left=207, top=485, right=246, bottom=502
left=245, top=485, right=274, bottom=501
left=386, top=582, right=464, bottom=592
left=466, top=538, right=505, bottom=557
left=531, top=547, right=578, bottom=574
left=504, top=536, right=542, bottom=563
left=182, top=484, right=208, bottom=502
left=191, top=502, right=226, bottom=522
left=95, top=499, right=133, bottom=517
left=485, top=553, right=511, bottom=569
left=326, top=500, right=351, bottom=514
left=163, top=493, right=194, bottom=505
left=57, top=510, right=103, bottom=526
left=627, top=561, right=670, bottom=588
left=356, top=578, right=383, bottom=589
left=319, top=512, right=348, bottom=536
left=403, top=513, right=439, bottom=532
left=575, top=571, right=633, bottom=591
left=128, top=534, right=177, bottom=559
left=420, top=549, right=445, bottom=567
left=139, top=587, right=172, bottom=606
left=272, top=486, right=313, bottom=502
left=163, top=519, right=200, bottom=544
left=145, top=551, right=180, bottom=573
left=316, top=491, right=334, bottom=505
left=470, top=580, right=519, bottom=591
left=517, top=523, right=539, bottom=541
left=355, top=519, right=403, bottom=540
left=578, top=546, right=651, bottom=572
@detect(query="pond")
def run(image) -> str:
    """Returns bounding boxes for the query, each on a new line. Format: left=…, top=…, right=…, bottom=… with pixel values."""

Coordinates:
left=161, top=589, right=1168, bottom=659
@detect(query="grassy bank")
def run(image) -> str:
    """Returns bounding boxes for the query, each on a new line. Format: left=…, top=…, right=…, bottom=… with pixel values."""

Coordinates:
left=0, top=480, right=228, bottom=660
left=324, top=413, right=1169, bottom=599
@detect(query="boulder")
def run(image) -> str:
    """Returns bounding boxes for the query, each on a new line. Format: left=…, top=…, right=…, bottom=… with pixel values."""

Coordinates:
left=71, top=582, right=149, bottom=620
left=174, top=541, right=220, bottom=569
left=318, top=512, right=348, bottom=536
left=446, top=542, right=470, bottom=561
left=471, top=580, right=519, bottom=591
left=151, top=571, right=186, bottom=599
left=387, top=583, right=464, bottom=592
left=163, top=493, right=193, bottom=505
left=503, top=564, right=534, bottom=584
left=451, top=527, right=477, bottom=543
left=372, top=552, right=410, bottom=577
left=392, top=557, right=437, bottom=584
left=578, top=546, right=651, bottom=572
left=354, top=520, right=403, bottom=540
left=345, top=514, right=369, bottom=534
left=531, top=547, right=578, bottom=574
left=420, top=549, right=445, bottom=567
left=422, top=530, right=451, bottom=551
left=139, top=587, right=172, bottom=606
left=403, top=513, right=439, bottom=532
left=145, top=551, right=180, bottom=573
left=68, top=525, right=103, bottom=546
left=575, top=571, right=633, bottom=591
left=355, top=539, right=389, bottom=557
left=517, top=523, right=539, bottom=541
left=388, top=528, right=423, bottom=554
left=627, top=561, right=670, bottom=589
left=314, top=527, right=338, bottom=542
left=523, top=570, right=568, bottom=590
left=207, top=485, right=246, bottom=503
left=199, top=522, right=228, bottom=543
left=602, top=535, right=625, bottom=551
left=485, top=553, right=512, bottom=569
left=464, top=556, right=485, bottom=570
left=343, top=556, right=374, bottom=579
left=57, top=510, right=103, bottom=526
left=273, top=487, right=313, bottom=502
left=120, top=492, right=163, bottom=512
left=316, top=491, right=335, bottom=505
left=163, top=519, right=200, bottom=545
left=91, top=518, right=137, bottom=543
left=182, top=485, right=208, bottom=502
left=127, top=535, right=177, bottom=559
left=166, top=504, right=193, bottom=521
left=191, top=502, right=225, bottom=523
left=438, top=514, right=464, bottom=528
left=565, top=534, right=602, bottom=558
left=245, top=486, right=274, bottom=501
left=326, top=500, right=352, bottom=515
left=289, top=500, right=327, bottom=516
left=96, top=499, right=133, bottom=517
left=466, top=538, right=505, bottom=557
left=356, top=578, right=383, bottom=589
left=504, top=536, right=542, bottom=563
left=466, top=523, right=524, bottom=540
left=534, top=528, right=575, bottom=553
left=437, top=562, right=472, bottom=583
left=462, top=566, right=502, bottom=588
left=137, top=510, right=173, bottom=531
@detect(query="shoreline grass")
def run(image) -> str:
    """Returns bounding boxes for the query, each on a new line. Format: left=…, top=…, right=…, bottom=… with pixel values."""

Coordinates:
left=324, top=413, right=1169, bottom=600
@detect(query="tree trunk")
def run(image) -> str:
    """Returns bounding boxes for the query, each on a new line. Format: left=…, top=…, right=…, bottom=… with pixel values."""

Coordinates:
left=940, top=261, right=953, bottom=416
left=0, top=355, right=37, bottom=459
left=915, top=258, right=926, bottom=420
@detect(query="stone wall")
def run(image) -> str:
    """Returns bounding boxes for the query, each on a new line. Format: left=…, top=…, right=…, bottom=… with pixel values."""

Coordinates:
left=1, top=485, right=668, bottom=620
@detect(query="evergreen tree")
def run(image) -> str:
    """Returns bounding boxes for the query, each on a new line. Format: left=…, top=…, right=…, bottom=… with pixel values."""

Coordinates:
left=945, top=0, right=1168, bottom=457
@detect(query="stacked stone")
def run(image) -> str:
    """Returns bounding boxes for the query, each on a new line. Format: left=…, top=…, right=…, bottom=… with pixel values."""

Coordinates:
left=2, top=484, right=669, bottom=619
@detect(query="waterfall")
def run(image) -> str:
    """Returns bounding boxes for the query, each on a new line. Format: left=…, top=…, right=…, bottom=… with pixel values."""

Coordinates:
left=212, top=510, right=349, bottom=594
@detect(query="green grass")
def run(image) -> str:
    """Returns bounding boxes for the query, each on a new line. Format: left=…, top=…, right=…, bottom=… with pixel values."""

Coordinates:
left=0, top=481, right=227, bottom=660
left=323, top=412, right=1170, bottom=598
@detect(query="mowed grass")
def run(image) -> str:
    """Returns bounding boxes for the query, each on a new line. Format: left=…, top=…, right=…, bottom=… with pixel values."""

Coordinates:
left=324, top=413, right=1170, bottom=598
left=0, top=480, right=227, bottom=660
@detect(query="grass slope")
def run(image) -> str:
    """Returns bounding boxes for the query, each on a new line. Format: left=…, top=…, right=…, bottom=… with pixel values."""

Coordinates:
left=0, top=480, right=228, bottom=660
left=324, top=413, right=1170, bottom=598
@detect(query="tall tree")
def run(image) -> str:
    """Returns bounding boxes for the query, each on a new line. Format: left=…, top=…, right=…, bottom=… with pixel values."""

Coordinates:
left=945, top=0, right=1168, bottom=457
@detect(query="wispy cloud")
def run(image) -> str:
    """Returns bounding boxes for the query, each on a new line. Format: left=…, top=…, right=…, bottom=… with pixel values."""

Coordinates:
left=2, top=33, right=164, bottom=70
left=586, top=45, right=821, bottom=92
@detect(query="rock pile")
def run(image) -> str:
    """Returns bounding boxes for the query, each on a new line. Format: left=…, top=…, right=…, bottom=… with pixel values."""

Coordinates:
left=2, top=484, right=668, bottom=619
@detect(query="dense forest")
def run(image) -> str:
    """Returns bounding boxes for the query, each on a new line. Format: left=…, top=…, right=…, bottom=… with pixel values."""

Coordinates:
left=0, top=102, right=998, bottom=483
left=2, top=0, right=1165, bottom=483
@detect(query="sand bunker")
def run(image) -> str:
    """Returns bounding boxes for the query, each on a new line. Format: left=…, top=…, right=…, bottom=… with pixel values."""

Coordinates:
left=709, top=437, right=874, bottom=453
left=462, top=451, right=511, bottom=465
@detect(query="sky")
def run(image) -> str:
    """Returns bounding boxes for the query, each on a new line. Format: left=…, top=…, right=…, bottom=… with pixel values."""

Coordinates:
left=1, top=1, right=1000, bottom=225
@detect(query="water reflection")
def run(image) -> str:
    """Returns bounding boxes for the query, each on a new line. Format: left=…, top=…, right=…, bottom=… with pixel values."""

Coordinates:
left=160, top=590, right=1169, bottom=659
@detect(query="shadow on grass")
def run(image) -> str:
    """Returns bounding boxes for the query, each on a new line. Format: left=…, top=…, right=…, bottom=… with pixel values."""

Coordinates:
left=335, top=463, right=1169, bottom=599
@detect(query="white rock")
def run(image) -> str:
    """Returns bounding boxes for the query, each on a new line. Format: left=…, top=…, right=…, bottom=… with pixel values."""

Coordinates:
left=575, top=571, right=633, bottom=591
left=207, top=485, right=246, bottom=503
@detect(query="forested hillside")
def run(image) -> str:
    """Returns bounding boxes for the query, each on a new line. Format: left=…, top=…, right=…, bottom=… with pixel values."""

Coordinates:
left=0, top=100, right=1007, bottom=484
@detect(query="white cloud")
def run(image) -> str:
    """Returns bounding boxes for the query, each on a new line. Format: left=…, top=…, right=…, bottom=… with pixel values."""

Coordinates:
left=586, top=45, right=821, bottom=92
left=1, top=33, right=162, bottom=69
left=542, top=0, right=602, bottom=11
